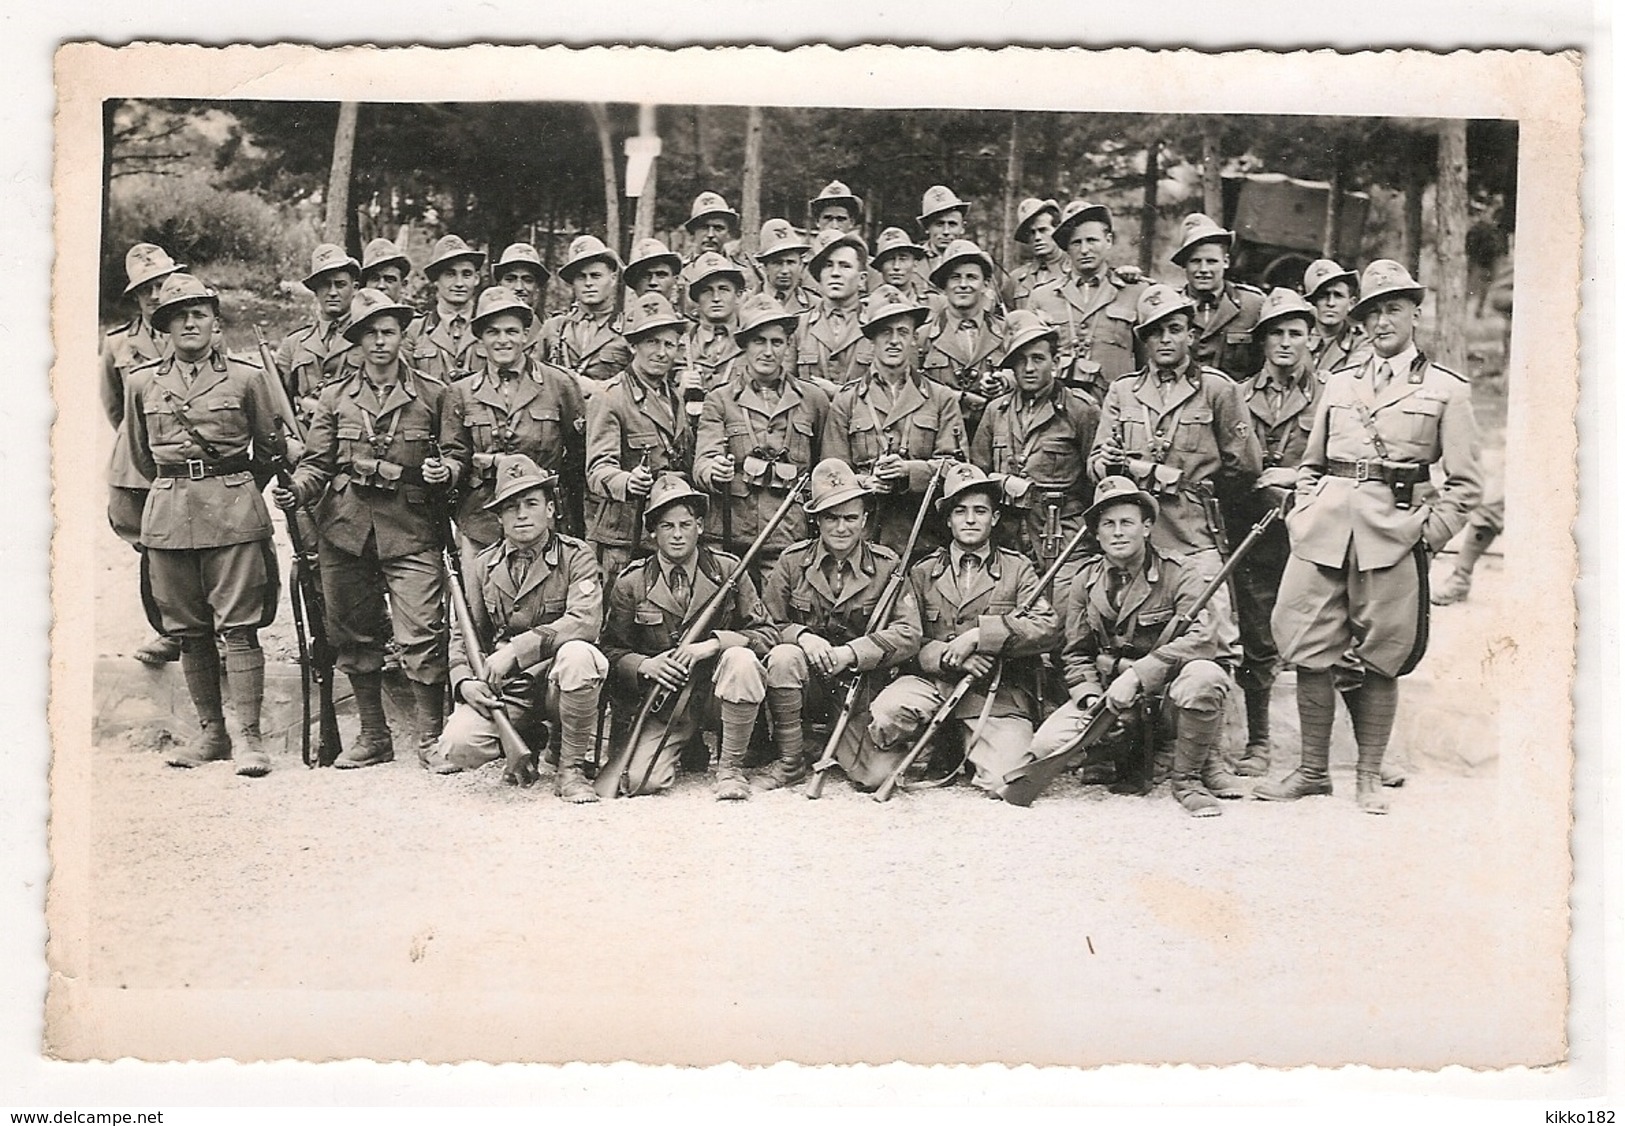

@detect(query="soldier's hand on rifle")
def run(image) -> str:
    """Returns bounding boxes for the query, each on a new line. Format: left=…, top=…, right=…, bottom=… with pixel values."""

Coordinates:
left=421, top=455, right=451, bottom=486
left=270, top=484, right=300, bottom=511
left=459, top=676, right=503, bottom=719
left=1097, top=431, right=1128, bottom=467
left=1105, top=667, right=1141, bottom=712
left=976, top=369, right=1010, bottom=400
left=640, top=651, right=691, bottom=692
left=673, top=638, right=720, bottom=669
left=872, top=452, right=906, bottom=488
left=626, top=463, right=656, bottom=498
left=472, top=452, right=498, bottom=472
left=798, top=632, right=836, bottom=675
left=943, top=629, right=982, bottom=671
left=483, top=643, right=519, bottom=686
left=959, top=653, right=996, bottom=681
left=710, top=454, right=737, bottom=485
left=826, top=645, right=856, bottom=676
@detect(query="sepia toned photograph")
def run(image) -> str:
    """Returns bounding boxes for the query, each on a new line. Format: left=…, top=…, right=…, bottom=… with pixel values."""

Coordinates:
left=45, top=43, right=1580, bottom=1073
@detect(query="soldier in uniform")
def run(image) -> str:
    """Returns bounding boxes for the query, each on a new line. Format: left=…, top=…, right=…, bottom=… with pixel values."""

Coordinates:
left=679, top=250, right=748, bottom=417
left=867, top=463, right=1061, bottom=798
left=808, top=180, right=864, bottom=234
left=970, top=310, right=1101, bottom=594
left=277, top=243, right=361, bottom=424
left=918, top=238, right=1008, bottom=436
left=794, top=229, right=872, bottom=391
left=1090, top=284, right=1263, bottom=763
left=694, top=294, right=829, bottom=577
left=916, top=185, right=972, bottom=292
left=1227, top=288, right=1324, bottom=777
left=871, top=227, right=935, bottom=310
left=437, top=453, right=608, bottom=801
left=758, top=459, right=921, bottom=791
left=1002, top=197, right=1071, bottom=311
left=601, top=474, right=776, bottom=799
left=448, top=286, right=586, bottom=551
left=410, top=234, right=486, bottom=382
left=755, top=219, right=817, bottom=315
left=1029, top=200, right=1145, bottom=402
left=272, top=288, right=468, bottom=773
left=1027, top=476, right=1234, bottom=814
left=681, top=191, right=760, bottom=295
left=102, top=242, right=185, bottom=665
left=1261, top=261, right=1482, bottom=814
left=1302, top=257, right=1368, bottom=375
left=541, top=235, right=630, bottom=389
left=125, top=274, right=286, bottom=776
left=824, top=285, right=969, bottom=558
left=360, top=237, right=413, bottom=304
left=491, top=242, right=551, bottom=360
left=624, top=237, right=685, bottom=305
left=583, top=292, right=694, bottom=577
left=1171, top=213, right=1265, bottom=382
left=1431, top=492, right=1503, bottom=606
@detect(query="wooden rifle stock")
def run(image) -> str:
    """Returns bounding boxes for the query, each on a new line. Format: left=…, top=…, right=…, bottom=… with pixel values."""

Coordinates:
left=440, top=534, right=537, bottom=784
left=595, top=470, right=813, bottom=799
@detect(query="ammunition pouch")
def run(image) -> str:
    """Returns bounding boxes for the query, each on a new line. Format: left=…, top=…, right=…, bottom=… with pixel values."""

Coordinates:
left=347, top=455, right=427, bottom=492
left=1126, top=459, right=1183, bottom=497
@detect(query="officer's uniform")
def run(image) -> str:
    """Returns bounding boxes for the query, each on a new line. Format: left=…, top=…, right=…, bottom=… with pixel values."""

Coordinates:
left=868, top=536, right=1061, bottom=796
left=1185, top=281, right=1266, bottom=381
left=1028, top=269, right=1145, bottom=401
left=760, top=530, right=922, bottom=790
left=583, top=363, right=695, bottom=577
left=541, top=305, right=631, bottom=386
left=102, top=314, right=171, bottom=542
left=602, top=542, right=776, bottom=796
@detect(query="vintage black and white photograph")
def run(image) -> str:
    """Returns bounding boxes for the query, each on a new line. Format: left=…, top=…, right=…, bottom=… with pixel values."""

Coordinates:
left=44, top=44, right=1580, bottom=1071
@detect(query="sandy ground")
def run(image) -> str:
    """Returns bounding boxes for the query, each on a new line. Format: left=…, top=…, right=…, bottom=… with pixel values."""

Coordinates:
left=63, top=361, right=1551, bottom=1068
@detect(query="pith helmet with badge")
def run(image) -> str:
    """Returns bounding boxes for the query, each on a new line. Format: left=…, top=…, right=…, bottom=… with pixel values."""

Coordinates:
left=860, top=284, right=929, bottom=338
left=804, top=457, right=872, bottom=515
left=1013, top=197, right=1061, bottom=243
left=755, top=218, right=812, bottom=262
left=870, top=227, right=928, bottom=268
left=642, top=472, right=709, bottom=529
left=424, top=234, right=486, bottom=279
left=1170, top=213, right=1235, bottom=267
left=806, top=228, right=868, bottom=279
left=936, top=461, right=1002, bottom=512
left=1252, top=287, right=1317, bottom=339
left=625, top=237, right=682, bottom=283
left=342, top=288, right=418, bottom=343
left=493, top=242, right=550, bottom=283
left=303, top=243, right=362, bottom=290
left=123, top=243, right=185, bottom=296
left=1302, top=258, right=1359, bottom=302
left=470, top=285, right=536, bottom=333
left=683, top=191, right=740, bottom=233
left=809, top=180, right=864, bottom=223
left=733, top=293, right=801, bottom=345
left=150, top=273, right=221, bottom=332
left=683, top=251, right=748, bottom=299
left=998, top=309, right=1062, bottom=369
left=928, top=238, right=996, bottom=290
left=485, top=452, right=558, bottom=510
left=1085, top=475, right=1159, bottom=528
left=1352, top=259, right=1426, bottom=319
left=558, top=234, right=622, bottom=283
left=1053, top=199, right=1113, bottom=248
left=917, top=184, right=971, bottom=226
left=622, top=292, right=687, bottom=342
left=1134, top=283, right=1198, bottom=339
left=361, top=237, right=411, bottom=277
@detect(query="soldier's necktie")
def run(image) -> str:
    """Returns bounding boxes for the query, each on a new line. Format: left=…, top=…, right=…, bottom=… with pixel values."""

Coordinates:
left=668, top=565, right=690, bottom=610
left=508, top=548, right=535, bottom=589
left=957, top=552, right=980, bottom=595
left=1375, top=361, right=1394, bottom=393
left=957, top=320, right=978, bottom=357
left=1107, top=567, right=1130, bottom=612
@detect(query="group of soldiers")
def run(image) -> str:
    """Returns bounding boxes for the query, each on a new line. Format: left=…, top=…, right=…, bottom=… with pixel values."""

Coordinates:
left=100, top=178, right=1486, bottom=815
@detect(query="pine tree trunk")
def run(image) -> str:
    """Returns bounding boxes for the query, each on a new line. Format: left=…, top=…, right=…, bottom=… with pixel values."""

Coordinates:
left=324, top=102, right=359, bottom=247
left=1434, top=120, right=1470, bottom=373
left=1000, top=111, right=1023, bottom=271
left=1201, top=118, right=1223, bottom=219
left=1403, top=131, right=1427, bottom=276
left=587, top=103, right=621, bottom=255
left=1139, top=140, right=1161, bottom=275
left=739, top=106, right=764, bottom=256
left=1322, top=150, right=1345, bottom=258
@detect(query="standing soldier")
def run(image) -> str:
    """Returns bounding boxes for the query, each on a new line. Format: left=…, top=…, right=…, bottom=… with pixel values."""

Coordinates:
left=601, top=474, right=776, bottom=799
left=1002, top=197, right=1071, bottom=311
left=436, top=453, right=608, bottom=801
left=272, top=288, right=468, bottom=773
left=866, top=463, right=1061, bottom=797
left=277, top=243, right=361, bottom=425
left=970, top=309, right=1101, bottom=593
left=824, top=285, right=969, bottom=558
left=1261, top=261, right=1481, bottom=814
left=542, top=235, right=630, bottom=389
left=808, top=180, right=864, bottom=234
left=758, top=459, right=921, bottom=791
left=491, top=242, right=551, bottom=360
left=102, top=242, right=184, bottom=665
left=410, top=234, right=486, bottom=382
left=1228, top=288, right=1324, bottom=778
left=1030, top=200, right=1146, bottom=402
left=681, top=191, right=759, bottom=295
left=795, top=229, right=872, bottom=391
left=871, top=227, right=935, bottom=310
left=360, top=237, right=414, bottom=304
left=1026, top=476, right=1234, bottom=814
left=125, top=274, right=285, bottom=776
left=916, top=185, right=972, bottom=292
left=1431, top=493, right=1503, bottom=606
left=918, top=238, right=1008, bottom=436
left=694, top=294, right=830, bottom=578
left=679, top=250, right=748, bottom=419
left=624, top=237, right=685, bottom=306
left=1302, top=257, right=1368, bottom=375
left=448, top=286, right=586, bottom=552
left=583, top=292, right=693, bottom=578
left=1171, top=212, right=1265, bottom=382
left=755, top=219, right=817, bottom=315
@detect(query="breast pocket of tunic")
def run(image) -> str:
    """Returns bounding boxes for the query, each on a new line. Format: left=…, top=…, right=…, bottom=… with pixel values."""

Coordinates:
left=1174, top=408, right=1215, bottom=452
left=525, top=405, right=562, bottom=451
left=1031, top=435, right=1082, bottom=482
left=787, top=415, right=816, bottom=464
left=1398, top=397, right=1445, bottom=452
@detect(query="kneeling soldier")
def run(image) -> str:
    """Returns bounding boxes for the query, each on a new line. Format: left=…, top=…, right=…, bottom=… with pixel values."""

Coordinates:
left=867, top=463, right=1061, bottom=796
left=273, top=288, right=467, bottom=772
left=438, top=454, right=608, bottom=800
left=1028, top=476, right=1234, bottom=815
left=127, top=274, right=286, bottom=776
left=759, top=459, right=921, bottom=790
left=602, top=474, right=777, bottom=799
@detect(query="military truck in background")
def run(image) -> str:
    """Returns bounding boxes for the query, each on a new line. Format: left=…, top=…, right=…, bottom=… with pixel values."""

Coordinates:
left=1220, top=172, right=1370, bottom=291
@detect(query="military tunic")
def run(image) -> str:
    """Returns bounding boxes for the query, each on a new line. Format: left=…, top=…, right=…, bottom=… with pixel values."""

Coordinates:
left=823, top=369, right=969, bottom=558
left=1310, top=324, right=1369, bottom=376
left=917, top=305, right=1008, bottom=435
left=101, top=316, right=170, bottom=541
left=583, top=369, right=695, bottom=572
left=1184, top=282, right=1265, bottom=381
left=1272, top=348, right=1482, bottom=678
left=794, top=301, right=872, bottom=389
left=276, top=315, right=356, bottom=424
left=867, top=545, right=1062, bottom=795
left=1001, top=255, right=1071, bottom=312
left=542, top=305, right=632, bottom=386
left=693, top=371, right=829, bottom=567
left=409, top=304, right=481, bottom=382
left=448, top=357, right=587, bottom=546
left=602, top=547, right=776, bottom=795
left=1028, top=269, right=1145, bottom=400
left=124, top=348, right=285, bottom=637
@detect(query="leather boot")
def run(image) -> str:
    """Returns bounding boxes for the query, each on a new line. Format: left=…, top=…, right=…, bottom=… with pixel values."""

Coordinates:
left=169, top=637, right=232, bottom=767
left=412, top=681, right=459, bottom=774
left=1255, top=668, right=1335, bottom=801
left=336, top=670, right=394, bottom=768
left=224, top=642, right=270, bottom=777
left=714, top=701, right=755, bottom=800
left=134, top=633, right=183, bottom=666
left=755, top=686, right=807, bottom=790
left=554, top=685, right=600, bottom=803
left=1169, top=707, right=1222, bottom=818
left=1347, top=673, right=1399, bottom=815
left=1356, top=771, right=1390, bottom=814
left=1200, top=748, right=1247, bottom=799
left=1233, top=684, right=1272, bottom=776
